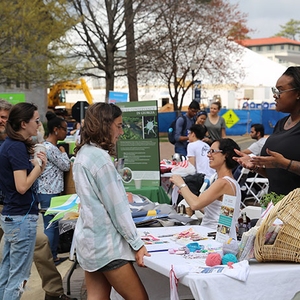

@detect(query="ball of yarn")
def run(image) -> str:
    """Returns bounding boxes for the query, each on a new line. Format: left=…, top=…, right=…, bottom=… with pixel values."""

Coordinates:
left=223, top=238, right=239, bottom=255
left=205, top=253, right=222, bottom=266
left=222, top=253, right=238, bottom=265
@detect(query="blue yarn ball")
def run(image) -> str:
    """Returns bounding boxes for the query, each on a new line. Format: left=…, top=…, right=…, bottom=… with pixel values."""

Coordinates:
left=222, top=253, right=238, bottom=265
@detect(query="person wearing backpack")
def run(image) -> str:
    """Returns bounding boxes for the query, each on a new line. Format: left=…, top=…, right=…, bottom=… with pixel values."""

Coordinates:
left=174, top=100, right=200, bottom=156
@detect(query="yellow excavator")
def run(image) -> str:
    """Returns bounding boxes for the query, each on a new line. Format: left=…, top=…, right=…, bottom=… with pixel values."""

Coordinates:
left=47, top=78, right=93, bottom=109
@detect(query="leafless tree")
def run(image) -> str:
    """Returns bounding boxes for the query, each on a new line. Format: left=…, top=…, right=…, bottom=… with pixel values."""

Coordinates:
left=68, top=0, right=152, bottom=101
left=136, top=0, right=249, bottom=111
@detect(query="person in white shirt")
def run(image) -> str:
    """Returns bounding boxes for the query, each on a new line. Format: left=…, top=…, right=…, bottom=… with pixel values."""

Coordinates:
left=242, top=124, right=267, bottom=156
left=187, top=124, right=215, bottom=177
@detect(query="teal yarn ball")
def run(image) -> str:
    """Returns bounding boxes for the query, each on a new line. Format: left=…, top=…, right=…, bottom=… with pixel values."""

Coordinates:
left=222, top=253, right=238, bottom=265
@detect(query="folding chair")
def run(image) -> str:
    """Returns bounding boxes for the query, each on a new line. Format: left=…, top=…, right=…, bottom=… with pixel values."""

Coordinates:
left=244, top=174, right=269, bottom=205
left=236, top=167, right=250, bottom=207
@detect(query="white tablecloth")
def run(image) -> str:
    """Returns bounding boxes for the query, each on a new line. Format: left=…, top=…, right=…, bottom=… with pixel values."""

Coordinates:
left=113, top=225, right=300, bottom=300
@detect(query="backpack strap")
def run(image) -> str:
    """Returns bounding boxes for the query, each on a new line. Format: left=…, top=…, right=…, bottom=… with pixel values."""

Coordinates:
left=180, top=114, right=187, bottom=136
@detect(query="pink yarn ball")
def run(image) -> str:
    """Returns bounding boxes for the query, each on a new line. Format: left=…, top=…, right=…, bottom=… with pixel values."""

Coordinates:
left=205, top=253, right=222, bottom=267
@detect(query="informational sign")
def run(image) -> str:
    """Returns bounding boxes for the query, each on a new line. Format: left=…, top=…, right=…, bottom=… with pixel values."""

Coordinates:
left=116, top=101, right=160, bottom=187
left=109, top=91, right=128, bottom=103
left=193, top=80, right=202, bottom=103
left=222, top=109, right=240, bottom=129
left=216, top=194, right=237, bottom=243
left=0, top=93, right=25, bottom=104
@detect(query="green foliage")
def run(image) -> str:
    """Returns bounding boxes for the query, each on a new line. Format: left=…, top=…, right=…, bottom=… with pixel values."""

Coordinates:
left=260, top=192, right=285, bottom=208
left=0, top=0, right=79, bottom=85
left=275, top=19, right=300, bottom=40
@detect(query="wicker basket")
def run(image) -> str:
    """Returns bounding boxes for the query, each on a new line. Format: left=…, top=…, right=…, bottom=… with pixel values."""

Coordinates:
left=254, top=188, right=300, bottom=262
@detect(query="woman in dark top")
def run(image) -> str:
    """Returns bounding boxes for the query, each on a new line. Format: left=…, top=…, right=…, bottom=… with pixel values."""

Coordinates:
left=234, top=66, right=300, bottom=196
left=0, top=103, right=47, bottom=299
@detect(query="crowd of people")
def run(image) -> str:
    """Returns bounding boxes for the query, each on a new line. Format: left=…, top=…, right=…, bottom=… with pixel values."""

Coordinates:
left=1, top=66, right=300, bottom=299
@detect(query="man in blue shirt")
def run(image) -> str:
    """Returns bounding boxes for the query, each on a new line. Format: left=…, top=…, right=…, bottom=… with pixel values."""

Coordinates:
left=174, top=100, right=200, bottom=156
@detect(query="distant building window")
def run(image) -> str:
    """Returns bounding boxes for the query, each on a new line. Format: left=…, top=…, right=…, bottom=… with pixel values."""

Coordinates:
left=281, top=45, right=284, bottom=50
left=25, top=81, right=29, bottom=89
left=268, top=45, right=273, bottom=50
left=16, top=79, right=20, bottom=88
left=256, top=46, right=262, bottom=51
left=288, top=45, right=291, bottom=50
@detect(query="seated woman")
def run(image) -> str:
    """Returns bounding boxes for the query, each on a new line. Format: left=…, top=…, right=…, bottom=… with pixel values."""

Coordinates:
left=170, top=138, right=241, bottom=239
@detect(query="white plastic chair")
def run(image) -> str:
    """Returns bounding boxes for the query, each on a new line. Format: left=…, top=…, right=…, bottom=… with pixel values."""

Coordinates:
left=245, top=174, right=269, bottom=205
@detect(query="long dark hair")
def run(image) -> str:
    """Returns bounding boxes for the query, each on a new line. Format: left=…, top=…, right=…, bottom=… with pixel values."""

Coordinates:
left=6, top=102, right=37, bottom=153
left=74, top=103, right=122, bottom=156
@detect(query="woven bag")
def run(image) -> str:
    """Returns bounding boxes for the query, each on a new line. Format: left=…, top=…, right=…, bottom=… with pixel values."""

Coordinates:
left=254, top=188, right=300, bottom=262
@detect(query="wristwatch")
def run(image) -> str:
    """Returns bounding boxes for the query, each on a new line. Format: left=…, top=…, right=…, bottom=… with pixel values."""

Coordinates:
left=178, top=183, right=187, bottom=190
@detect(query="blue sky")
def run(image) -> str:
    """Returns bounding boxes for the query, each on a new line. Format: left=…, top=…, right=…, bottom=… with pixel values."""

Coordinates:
left=228, top=0, right=300, bottom=38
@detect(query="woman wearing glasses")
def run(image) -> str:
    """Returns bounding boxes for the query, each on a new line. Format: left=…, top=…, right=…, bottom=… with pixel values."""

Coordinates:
left=73, top=103, right=149, bottom=300
left=0, top=103, right=47, bottom=299
left=171, top=138, right=241, bottom=239
left=235, top=66, right=300, bottom=196
left=37, top=111, right=70, bottom=264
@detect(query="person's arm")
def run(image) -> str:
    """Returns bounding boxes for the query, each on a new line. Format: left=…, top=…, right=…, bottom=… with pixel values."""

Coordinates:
left=242, top=148, right=252, bottom=155
left=170, top=175, right=231, bottom=211
left=135, top=246, right=151, bottom=267
left=187, top=156, right=195, bottom=167
left=221, top=117, right=226, bottom=138
left=174, top=117, right=188, bottom=142
left=93, top=162, right=145, bottom=250
left=233, top=149, right=267, bottom=177
left=250, top=148, right=300, bottom=176
left=187, top=143, right=196, bottom=167
left=47, top=145, right=70, bottom=172
left=14, top=152, right=47, bottom=194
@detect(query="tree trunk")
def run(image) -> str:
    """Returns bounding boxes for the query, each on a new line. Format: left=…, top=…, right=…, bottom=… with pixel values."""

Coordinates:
left=124, top=0, right=138, bottom=102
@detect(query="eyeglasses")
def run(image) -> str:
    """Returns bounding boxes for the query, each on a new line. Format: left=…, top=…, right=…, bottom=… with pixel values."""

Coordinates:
left=271, top=87, right=298, bottom=98
left=207, top=149, right=223, bottom=155
left=59, top=126, right=67, bottom=132
left=30, top=118, right=40, bottom=125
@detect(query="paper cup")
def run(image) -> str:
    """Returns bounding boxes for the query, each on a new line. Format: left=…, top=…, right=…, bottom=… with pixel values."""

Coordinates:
left=134, top=179, right=142, bottom=189
left=34, top=144, right=46, bottom=166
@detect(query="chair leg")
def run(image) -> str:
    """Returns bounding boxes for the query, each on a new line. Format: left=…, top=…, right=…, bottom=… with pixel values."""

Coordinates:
left=67, top=256, right=78, bottom=295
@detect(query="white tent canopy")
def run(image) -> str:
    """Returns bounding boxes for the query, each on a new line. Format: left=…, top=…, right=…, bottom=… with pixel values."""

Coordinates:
left=238, top=46, right=286, bottom=87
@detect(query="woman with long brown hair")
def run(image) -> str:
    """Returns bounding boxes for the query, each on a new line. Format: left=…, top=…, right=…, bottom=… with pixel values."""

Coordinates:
left=0, top=103, right=47, bottom=299
left=73, top=103, right=149, bottom=300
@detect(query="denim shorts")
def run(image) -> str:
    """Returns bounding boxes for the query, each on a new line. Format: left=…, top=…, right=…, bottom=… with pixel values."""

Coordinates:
left=98, top=259, right=129, bottom=272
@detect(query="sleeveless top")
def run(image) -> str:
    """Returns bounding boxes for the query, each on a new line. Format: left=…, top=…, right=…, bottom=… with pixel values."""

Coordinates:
left=201, top=176, right=241, bottom=240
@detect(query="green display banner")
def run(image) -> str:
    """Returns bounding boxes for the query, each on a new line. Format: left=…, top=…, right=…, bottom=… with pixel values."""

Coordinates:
left=0, top=93, right=25, bottom=104
left=116, top=101, right=160, bottom=188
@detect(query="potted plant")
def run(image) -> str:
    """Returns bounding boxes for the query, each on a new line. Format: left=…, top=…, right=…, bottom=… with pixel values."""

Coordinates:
left=260, top=192, right=285, bottom=209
